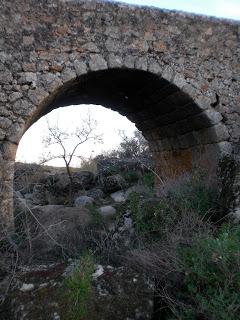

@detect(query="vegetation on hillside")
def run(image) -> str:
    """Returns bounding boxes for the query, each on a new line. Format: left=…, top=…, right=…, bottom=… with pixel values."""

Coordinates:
left=1, top=129, right=240, bottom=319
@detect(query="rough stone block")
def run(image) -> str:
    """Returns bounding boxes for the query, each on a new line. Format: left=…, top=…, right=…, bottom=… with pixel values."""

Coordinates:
left=89, top=54, right=108, bottom=71
left=73, top=60, right=88, bottom=76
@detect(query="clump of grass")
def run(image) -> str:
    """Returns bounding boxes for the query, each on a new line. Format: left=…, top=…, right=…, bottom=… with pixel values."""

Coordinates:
left=87, top=204, right=104, bottom=228
left=142, top=172, right=155, bottom=188
left=61, top=253, right=95, bottom=319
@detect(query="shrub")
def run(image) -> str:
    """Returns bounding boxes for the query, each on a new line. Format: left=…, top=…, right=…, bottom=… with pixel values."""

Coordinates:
left=128, top=171, right=217, bottom=237
left=61, top=253, right=95, bottom=319
left=126, top=171, right=225, bottom=319
left=157, top=172, right=218, bottom=221
left=173, top=224, right=240, bottom=320
left=128, top=192, right=160, bottom=234
left=87, top=204, right=104, bottom=228
left=122, top=170, right=140, bottom=184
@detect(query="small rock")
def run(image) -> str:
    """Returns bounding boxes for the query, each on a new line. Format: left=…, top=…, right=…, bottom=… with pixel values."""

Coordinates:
left=20, top=283, right=35, bottom=292
left=110, top=190, right=126, bottom=203
left=74, top=196, right=94, bottom=207
left=53, top=311, right=60, bottom=320
left=63, top=259, right=80, bottom=277
left=92, top=265, right=104, bottom=279
left=97, top=205, right=116, bottom=218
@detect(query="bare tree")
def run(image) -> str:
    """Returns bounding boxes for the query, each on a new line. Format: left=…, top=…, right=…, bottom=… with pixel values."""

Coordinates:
left=40, top=111, right=102, bottom=202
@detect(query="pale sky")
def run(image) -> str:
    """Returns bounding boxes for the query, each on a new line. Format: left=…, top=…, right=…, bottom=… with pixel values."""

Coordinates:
left=16, top=0, right=240, bottom=166
left=17, top=105, right=136, bottom=166
left=113, top=0, right=240, bottom=20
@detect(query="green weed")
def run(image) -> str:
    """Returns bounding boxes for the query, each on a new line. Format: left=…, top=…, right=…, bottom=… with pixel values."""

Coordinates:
left=61, top=253, right=95, bottom=319
left=142, top=172, right=155, bottom=188
left=87, top=204, right=104, bottom=228
left=122, top=170, right=139, bottom=184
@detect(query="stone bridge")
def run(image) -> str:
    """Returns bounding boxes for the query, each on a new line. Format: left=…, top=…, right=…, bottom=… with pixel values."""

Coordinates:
left=0, top=0, right=240, bottom=230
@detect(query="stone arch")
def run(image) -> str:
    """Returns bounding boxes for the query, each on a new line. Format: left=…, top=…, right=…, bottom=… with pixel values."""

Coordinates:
left=1, top=66, right=230, bottom=230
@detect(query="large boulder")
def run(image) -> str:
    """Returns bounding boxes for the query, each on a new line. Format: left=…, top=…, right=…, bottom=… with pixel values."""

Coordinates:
left=42, top=171, right=96, bottom=204
left=43, top=173, right=70, bottom=205
left=101, top=174, right=126, bottom=193
left=44, top=170, right=95, bottom=187
left=32, top=205, right=91, bottom=227
left=72, top=171, right=95, bottom=190
left=86, top=188, right=105, bottom=200
left=29, top=205, right=92, bottom=259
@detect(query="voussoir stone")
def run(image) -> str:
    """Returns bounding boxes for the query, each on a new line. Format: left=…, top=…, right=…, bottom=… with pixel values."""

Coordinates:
left=89, top=54, right=108, bottom=71
left=73, top=60, right=88, bottom=76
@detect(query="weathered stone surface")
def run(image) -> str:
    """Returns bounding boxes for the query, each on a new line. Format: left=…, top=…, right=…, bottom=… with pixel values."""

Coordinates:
left=0, top=0, right=239, bottom=229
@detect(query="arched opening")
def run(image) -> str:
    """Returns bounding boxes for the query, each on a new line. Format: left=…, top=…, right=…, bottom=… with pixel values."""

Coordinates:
left=27, top=68, right=225, bottom=181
